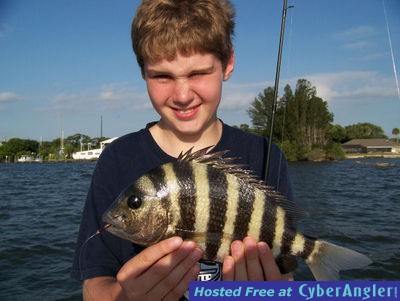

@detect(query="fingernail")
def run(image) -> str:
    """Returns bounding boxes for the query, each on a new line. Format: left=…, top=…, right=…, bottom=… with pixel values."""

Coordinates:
left=167, top=236, right=183, bottom=247
left=191, top=247, right=203, bottom=261
left=257, top=241, right=268, bottom=254
left=232, top=241, right=243, bottom=255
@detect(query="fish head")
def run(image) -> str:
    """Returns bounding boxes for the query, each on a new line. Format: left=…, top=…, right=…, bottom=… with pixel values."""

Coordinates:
left=102, top=175, right=170, bottom=246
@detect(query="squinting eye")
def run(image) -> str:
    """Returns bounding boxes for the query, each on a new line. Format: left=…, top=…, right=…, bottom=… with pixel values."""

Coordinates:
left=127, top=195, right=142, bottom=209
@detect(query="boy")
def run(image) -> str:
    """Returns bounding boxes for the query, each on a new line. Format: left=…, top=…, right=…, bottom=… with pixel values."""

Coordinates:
left=71, top=0, right=294, bottom=300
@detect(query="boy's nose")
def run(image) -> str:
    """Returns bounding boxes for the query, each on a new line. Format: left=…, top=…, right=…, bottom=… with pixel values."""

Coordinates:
left=172, top=79, right=194, bottom=105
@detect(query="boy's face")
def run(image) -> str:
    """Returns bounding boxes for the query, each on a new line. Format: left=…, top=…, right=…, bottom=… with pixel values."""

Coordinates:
left=143, top=52, right=234, bottom=137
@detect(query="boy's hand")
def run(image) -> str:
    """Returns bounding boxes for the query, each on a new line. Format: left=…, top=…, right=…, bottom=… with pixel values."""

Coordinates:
left=117, top=237, right=203, bottom=301
left=222, top=236, right=292, bottom=281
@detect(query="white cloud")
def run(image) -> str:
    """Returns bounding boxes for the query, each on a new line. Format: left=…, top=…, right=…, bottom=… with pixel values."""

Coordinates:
left=220, top=81, right=273, bottom=111
left=218, top=70, right=398, bottom=113
left=0, top=91, right=20, bottom=102
left=98, top=82, right=150, bottom=110
left=300, top=71, right=397, bottom=103
left=333, top=26, right=380, bottom=53
left=219, top=71, right=394, bottom=114
left=343, top=41, right=370, bottom=50
left=334, top=26, right=378, bottom=40
left=36, top=82, right=151, bottom=114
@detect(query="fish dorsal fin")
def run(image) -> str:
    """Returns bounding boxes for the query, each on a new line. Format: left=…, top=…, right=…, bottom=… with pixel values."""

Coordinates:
left=177, top=146, right=306, bottom=226
left=178, top=146, right=260, bottom=185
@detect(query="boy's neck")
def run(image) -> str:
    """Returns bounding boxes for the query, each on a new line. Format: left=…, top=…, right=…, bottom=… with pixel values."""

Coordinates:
left=149, top=119, right=223, bottom=158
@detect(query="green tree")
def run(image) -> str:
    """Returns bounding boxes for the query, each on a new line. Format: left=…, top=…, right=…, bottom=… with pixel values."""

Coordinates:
left=65, top=133, right=91, bottom=150
left=0, top=138, right=39, bottom=161
left=326, top=124, right=347, bottom=143
left=344, top=123, right=387, bottom=140
left=392, top=128, right=399, bottom=143
left=290, top=79, right=333, bottom=148
left=247, top=78, right=336, bottom=161
left=247, top=87, right=275, bottom=138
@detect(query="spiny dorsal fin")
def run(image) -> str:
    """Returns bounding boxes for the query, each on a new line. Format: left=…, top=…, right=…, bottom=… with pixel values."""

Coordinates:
left=177, top=146, right=306, bottom=225
left=178, top=146, right=268, bottom=191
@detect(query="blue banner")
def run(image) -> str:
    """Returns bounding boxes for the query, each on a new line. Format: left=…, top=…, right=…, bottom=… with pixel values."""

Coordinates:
left=189, top=281, right=399, bottom=301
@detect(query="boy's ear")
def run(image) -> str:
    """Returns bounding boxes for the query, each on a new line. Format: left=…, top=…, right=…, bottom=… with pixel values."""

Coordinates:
left=223, top=51, right=235, bottom=81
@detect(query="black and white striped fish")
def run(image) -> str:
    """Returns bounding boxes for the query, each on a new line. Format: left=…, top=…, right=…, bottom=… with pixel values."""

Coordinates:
left=102, top=147, right=372, bottom=280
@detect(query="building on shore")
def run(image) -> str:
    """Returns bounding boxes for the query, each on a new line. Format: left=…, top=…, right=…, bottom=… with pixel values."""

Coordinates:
left=72, top=137, right=118, bottom=160
left=342, top=139, right=400, bottom=154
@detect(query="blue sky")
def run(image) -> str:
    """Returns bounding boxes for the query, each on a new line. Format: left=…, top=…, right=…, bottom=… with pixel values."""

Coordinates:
left=1, top=0, right=399, bottom=141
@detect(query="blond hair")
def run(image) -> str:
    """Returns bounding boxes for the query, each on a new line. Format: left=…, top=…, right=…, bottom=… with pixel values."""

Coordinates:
left=132, top=0, right=235, bottom=71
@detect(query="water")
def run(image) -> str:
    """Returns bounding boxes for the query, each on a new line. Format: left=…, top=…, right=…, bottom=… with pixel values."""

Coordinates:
left=0, top=162, right=95, bottom=300
left=0, top=158, right=399, bottom=300
left=289, top=158, right=400, bottom=280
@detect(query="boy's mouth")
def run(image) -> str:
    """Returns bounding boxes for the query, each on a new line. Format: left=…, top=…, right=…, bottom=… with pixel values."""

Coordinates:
left=173, top=105, right=200, bottom=119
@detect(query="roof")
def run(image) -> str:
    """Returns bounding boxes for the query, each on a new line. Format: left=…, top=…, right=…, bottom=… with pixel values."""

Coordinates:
left=342, top=139, right=400, bottom=147
left=101, top=137, right=118, bottom=144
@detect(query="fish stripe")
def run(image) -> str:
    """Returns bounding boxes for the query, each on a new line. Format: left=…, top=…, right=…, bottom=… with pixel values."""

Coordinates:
left=279, top=227, right=297, bottom=258
left=173, top=161, right=197, bottom=239
left=161, top=163, right=181, bottom=232
left=290, top=233, right=306, bottom=255
left=146, top=166, right=167, bottom=192
left=300, top=235, right=316, bottom=260
left=271, top=206, right=286, bottom=257
left=259, top=193, right=277, bottom=249
left=192, top=162, right=211, bottom=245
left=248, top=188, right=266, bottom=242
left=137, top=175, right=157, bottom=197
left=206, top=166, right=228, bottom=260
left=232, top=182, right=254, bottom=241
left=217, top=173, right=240, bottom=260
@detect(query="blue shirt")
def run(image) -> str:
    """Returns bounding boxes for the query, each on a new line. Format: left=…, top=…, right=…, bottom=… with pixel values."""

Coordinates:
left=71, top=121, right=293, bottom=284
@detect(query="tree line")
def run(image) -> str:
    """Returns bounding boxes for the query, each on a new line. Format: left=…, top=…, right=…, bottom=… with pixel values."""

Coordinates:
left=0, top=134, right=108, bottom=162
left=0, top=78, right=398, bottom=162
left=239, top=78, right=394, bottom=161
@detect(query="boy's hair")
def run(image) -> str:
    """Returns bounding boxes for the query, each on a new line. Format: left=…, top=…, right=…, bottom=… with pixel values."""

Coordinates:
left=132, top=0, right=235, bottom=72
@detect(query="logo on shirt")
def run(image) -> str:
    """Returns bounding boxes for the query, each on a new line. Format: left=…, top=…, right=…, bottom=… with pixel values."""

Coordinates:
left=182, top=261, right=222, bottom=300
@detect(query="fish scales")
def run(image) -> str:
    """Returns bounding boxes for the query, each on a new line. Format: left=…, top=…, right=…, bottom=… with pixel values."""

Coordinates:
left=169, top=161, right=196, bottom=239
left=217, top=171, right=240, bottom=260
left=102, top=146, right=372, bottom=280
left=192, top=162, right=211, bottom=245
left=160, top=163, right=182, bottom=235
left=232, top=181, right=254, bottom=241
left=204, top=164, right=228, bottom=260
left=259, top=191, right=277, bottom=250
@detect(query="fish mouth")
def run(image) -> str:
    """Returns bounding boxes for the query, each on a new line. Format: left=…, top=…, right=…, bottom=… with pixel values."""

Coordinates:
left=102, top=213, right=125, bottom=231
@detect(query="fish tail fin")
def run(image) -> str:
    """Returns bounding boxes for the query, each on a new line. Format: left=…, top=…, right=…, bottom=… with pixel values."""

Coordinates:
left=306, top=240, right=372, bottom=280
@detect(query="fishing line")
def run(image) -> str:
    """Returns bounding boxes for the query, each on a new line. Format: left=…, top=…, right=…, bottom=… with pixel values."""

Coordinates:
left=78, top=224, right=112, bottom=273
left=383, top=0, right=400, bottom=100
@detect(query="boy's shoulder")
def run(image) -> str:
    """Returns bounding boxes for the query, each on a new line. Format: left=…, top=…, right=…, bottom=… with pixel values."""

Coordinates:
left=221, top=123, right=266, bottom=149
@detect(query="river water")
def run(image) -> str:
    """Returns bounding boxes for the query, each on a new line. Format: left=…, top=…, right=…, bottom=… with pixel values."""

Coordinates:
left=0, top=158, right=399, bottom=300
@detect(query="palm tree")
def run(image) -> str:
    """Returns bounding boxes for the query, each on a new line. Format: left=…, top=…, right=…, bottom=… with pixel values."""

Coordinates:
left=392, top=128, right=400, bottom=143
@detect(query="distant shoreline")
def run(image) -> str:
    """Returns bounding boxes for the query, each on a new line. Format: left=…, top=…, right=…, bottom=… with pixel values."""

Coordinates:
left=345, top=153, right=400, bottom=159
left=4, top=154, right=400, bottom=164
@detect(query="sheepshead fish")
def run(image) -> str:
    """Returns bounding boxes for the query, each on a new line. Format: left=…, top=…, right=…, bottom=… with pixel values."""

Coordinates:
left=102, top=147, right=372, bottom=280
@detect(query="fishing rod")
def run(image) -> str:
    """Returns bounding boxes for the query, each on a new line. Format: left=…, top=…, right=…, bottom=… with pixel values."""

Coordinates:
left=264, top=0, right=293, bottom=184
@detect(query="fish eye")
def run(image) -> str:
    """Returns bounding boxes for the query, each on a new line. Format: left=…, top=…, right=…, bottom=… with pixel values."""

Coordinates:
left=127, top=195, right=142, bottom=209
